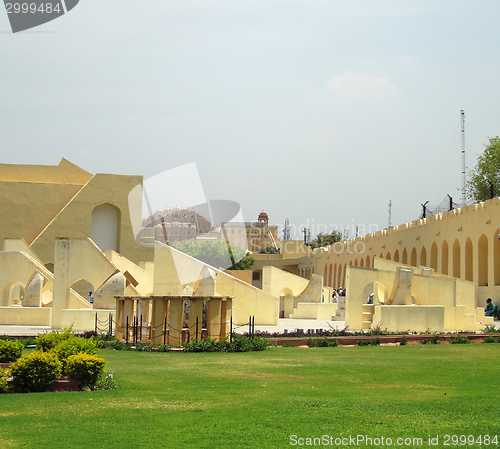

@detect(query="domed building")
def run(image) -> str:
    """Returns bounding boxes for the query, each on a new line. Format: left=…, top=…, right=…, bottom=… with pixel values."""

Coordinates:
left=141, top=206, right=212, bottom=244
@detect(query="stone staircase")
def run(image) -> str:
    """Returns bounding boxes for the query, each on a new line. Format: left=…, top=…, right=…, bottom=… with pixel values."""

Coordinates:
left=333, top=296, right=346, bottom=321
left=362, top=304, right=374, bottom=329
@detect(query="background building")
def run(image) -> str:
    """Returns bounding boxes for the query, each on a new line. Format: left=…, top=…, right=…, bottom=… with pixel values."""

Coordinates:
left=142, top=206, right=213, bottom=244
left=222, top=211, right=280, bottom=253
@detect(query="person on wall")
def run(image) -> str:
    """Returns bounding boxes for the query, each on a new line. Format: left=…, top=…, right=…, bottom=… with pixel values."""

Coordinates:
left=484, top=298, right=493, bottom=316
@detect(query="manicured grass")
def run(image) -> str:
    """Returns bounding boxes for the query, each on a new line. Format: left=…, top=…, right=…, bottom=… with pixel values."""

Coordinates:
left=0, top=344, right=499, bottom=448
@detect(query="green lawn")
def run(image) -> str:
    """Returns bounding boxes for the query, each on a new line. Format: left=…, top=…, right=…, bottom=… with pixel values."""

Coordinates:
left=0, top=344, right=499, bottom=448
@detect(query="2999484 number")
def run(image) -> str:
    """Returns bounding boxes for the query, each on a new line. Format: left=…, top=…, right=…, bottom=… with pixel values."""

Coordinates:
left=5, top=3, right=61, bottom=14
left=443, top=435, right=498, bottom=446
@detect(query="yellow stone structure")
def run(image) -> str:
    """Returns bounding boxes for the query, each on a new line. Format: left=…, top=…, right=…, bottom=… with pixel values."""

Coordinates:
left=252, top=199, right=500, bottom=331
left=0, top=159, right=497, bottom=334
left=0, top=158, right=152, bottom=267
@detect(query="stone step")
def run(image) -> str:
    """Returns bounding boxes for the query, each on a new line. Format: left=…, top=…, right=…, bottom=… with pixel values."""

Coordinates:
left=362, top=321, right=372, bottom=329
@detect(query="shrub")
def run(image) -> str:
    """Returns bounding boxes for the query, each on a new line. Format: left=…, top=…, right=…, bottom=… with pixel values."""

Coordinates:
left=400, top=336, right=407, bottom=346
left=248, top=336, right=269, bottom=351
left=36, top=328, right=74, bottom=352
left=225, top=333, right=254, bottom=352
left=93, top=333, right=116, bottom=349
left=53, top=337, right=98, bottom=373
left=358, top=338, right=381, bottom=346
left=183, top=338, right=222, bottom=353
left=157, top=344, right=172, bottom=352
left=0, top=368, right=9, bottom=393
left=308, top=337, right=338, bottom=348
left=484, top=336, right=497, bottom=343
left=134, top=343, right=154, bottom=352
left=420, top=335, right=440, bottom=345
left=182, top=334, right=269, bottom=353
left=107, top=340, right=128, bottom=351
left=10, top=352, right=62, bottom=393
left=0, top=339, right=24, bottom=363
left=65, top=353, right=106, bottom=391
left=451, top=335, right=471, bottom=345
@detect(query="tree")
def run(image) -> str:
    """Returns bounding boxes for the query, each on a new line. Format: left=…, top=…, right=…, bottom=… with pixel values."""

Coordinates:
left=310, top=230, right=342, bottom=249
left=169, top=240, right=254, bottom=270
left=258, top=246, right=280, bottom=254
left=465, top=136, right=500, bottom=202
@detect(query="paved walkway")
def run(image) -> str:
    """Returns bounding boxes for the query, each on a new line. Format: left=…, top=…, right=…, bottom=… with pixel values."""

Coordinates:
left=0, top=325, right=52, bottom=337
left=0, top=320, right=346, bottom=337
left=234, top=318, right=346, bottom=335
left=1, top=319, right=498, bottom=337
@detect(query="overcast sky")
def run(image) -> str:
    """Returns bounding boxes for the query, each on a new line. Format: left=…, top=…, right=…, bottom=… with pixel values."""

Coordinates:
left=1, top=0, right=499, bottom=239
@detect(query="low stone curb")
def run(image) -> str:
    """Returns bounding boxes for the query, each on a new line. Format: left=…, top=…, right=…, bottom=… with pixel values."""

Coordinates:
left=270, top=333, right=500, bottom=347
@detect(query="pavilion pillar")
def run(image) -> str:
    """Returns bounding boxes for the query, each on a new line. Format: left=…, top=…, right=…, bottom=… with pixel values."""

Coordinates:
left=188, top=297, right=203, bottom=341
left=168, top=298, right=184, bottom=347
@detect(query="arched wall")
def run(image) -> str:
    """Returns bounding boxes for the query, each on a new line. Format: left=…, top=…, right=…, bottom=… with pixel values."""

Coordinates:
left=478, top=234, right=488, bottom=286
left=91, top=203, right=120, bottom=252
left=441, top=241, right=449, bottom=275
left=465, top=238, right=473, bottom=282
left=430, top=243, right=438, bottom=270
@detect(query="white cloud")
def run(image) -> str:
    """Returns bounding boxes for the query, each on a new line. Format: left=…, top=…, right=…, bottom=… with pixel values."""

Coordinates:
left=327, top=71, right=399, bottom=100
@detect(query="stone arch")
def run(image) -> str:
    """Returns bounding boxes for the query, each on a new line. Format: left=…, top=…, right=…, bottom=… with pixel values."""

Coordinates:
left=3, top=280, right=25, bottom=306
left=354, top=259, right=358, bottom=266
left=337, top=264, right=342, bottom=288
left=465, top=238, right=473, bottom=282
left=91, top=203, right=120, bottom=252
left=430, top=242, right=438, bottom=270
left=386, top=252, right=391, bottom=260
left=478, top=234, right=488, bottom=286
left=366, top=255, right=371, bottom=268
left=323, top=265, right=328, bottom=285
left=453, top=239, right=460, bottom=278
left=328, top=264, right=333, bottom=286
left=23, top=272, right=44, bottom=307
left=70, top=279, right=95, bottom=303
left=441, top=240, right=449, bottom=275
left=360, top=258, right=365, bottom=267
left=379, top=253, right=383, bottom=259
left=394, top=249, right=400, bottom=262
left=333, top=263, right=337, bottom=287
left=410, top=248, right=417, bottom=267
left=402, top=248, right=408, bottom=264
left=420, top=247, right=427, bottom=267
left=279, top=287, right=294, bottom=318
left=93, top=272, right=126, bottom=309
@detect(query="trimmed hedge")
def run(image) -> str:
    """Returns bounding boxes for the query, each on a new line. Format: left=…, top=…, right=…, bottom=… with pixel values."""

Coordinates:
left=52, top=337, right=98, bottom=373
left=10, top=352, right=62, bottom=393
left=0, top=368, right=8, bottom=393
left=66, top=353, right=106, bottom=391
left=0, top=339, right=24, bottom=363
left=36, top=328, right=74, bottom=352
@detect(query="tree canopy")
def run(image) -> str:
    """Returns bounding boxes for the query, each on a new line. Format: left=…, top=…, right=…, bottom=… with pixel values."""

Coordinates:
left=310, top=230, right=342, bottom=249
left=258, top=246, right=280, bottom=254
left=169, top=240, right=254, bottom=270
left=465, top=136, right=500, bottom=202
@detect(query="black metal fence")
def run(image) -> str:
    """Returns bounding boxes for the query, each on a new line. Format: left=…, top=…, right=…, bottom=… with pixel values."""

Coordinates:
left=94, top=312, right=256, bottom=345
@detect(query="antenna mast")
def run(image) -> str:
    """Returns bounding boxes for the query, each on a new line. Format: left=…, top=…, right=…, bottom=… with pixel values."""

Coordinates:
left=388, top=200, right=392, bottom=228
left=461, top=109, right=466, bottom=207
left=283, top=218, right=291, bottom=240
